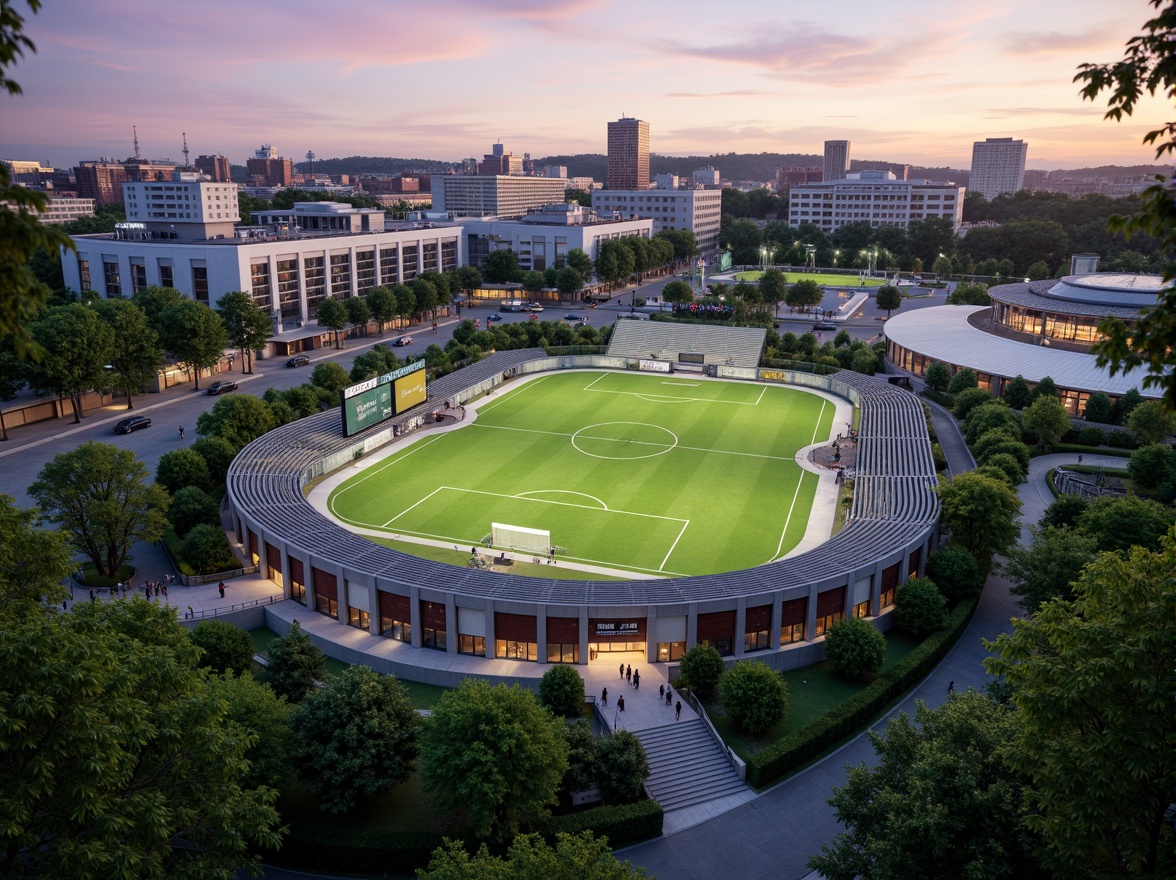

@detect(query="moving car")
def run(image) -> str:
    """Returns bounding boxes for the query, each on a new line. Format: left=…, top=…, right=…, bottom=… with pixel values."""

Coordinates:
left=206, top=380, right=238, bottom=395
left=487, top=312, right=503, bottom=322
left=563, top=313, right=587, bottom=322
left=394, top=335, right=413, bottom=347
left=527, top=303, right=544, bottom=312
left=113, top=415, right=151, bottom=434
left=286, top=354, right=311, bottom=367
left=812, top=323, right=838, bottom=331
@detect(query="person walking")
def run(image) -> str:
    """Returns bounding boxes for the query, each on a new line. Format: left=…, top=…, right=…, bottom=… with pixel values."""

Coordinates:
left=619, top=662, right=625, bottom=679
left=666, top=686, right=673, bottom=706
left=617, top=695, right=625, bottom=713
left=601, top=687, right=608, bottom=705
left=218, top=581, right=225, bottom=598
left=633, top=670, right=640, bottom=690
left=625, top=664, right=632, bottom=683
left=675, top=700, right=682, bottom=721
left=178, top=425, right=185, bottom=440
left=659, top=684, right=665, bottom=700
left=948, top=680, right=955, bottom=695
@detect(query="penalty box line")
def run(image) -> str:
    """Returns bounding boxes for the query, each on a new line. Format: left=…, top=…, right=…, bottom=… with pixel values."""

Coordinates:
left=586, top=386, right=766, bottom=407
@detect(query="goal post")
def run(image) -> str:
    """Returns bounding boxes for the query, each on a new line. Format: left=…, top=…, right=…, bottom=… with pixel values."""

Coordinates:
left=491, top=522, right=551, bottom=554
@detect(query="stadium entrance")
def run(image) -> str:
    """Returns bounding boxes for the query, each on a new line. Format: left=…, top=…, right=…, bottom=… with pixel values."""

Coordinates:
left=588, top=618, right=646, bottom=657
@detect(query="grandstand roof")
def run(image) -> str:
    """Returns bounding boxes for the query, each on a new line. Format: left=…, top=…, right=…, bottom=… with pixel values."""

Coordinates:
left=608, top=321, right=766, bottom=369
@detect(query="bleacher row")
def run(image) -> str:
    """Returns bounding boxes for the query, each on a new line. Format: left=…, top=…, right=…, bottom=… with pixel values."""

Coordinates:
left=227, top=357, right=939, bottom=607
left=607, top=321, right=767, bottom=369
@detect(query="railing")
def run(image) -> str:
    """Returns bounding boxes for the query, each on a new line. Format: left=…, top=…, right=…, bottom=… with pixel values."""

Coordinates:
left=679, top=688, right=747, bottom=781
left=181, top=565, right=259, bottom=586
left=181, top=592, right=283, bottom=620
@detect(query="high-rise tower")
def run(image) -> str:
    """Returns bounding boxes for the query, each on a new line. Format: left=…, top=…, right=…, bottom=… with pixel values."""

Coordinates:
left=969, top=137, right=1028, bottom=201
left=823, top=140, right=851, bottom=182
left=607, top=117, right=650, bottom=190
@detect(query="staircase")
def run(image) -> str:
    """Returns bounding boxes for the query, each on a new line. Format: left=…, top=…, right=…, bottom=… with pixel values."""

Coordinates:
left=632, top=718, right=749, bottom=813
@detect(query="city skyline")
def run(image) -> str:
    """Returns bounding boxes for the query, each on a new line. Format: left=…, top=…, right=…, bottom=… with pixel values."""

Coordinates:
left=0, top=0, right=1168, bottom=172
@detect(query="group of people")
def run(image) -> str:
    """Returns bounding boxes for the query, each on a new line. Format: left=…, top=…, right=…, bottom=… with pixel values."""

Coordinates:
left=608, top=663, right=683, bottom=720
left=87, top=573, right=177, bottom=603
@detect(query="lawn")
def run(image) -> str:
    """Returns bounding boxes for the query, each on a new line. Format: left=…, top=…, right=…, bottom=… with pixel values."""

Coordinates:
left=735, top=270, right=885, bottom=287
left=367, top=536, right=624, bottom=581
left=328, top=371, right=835, bottom=577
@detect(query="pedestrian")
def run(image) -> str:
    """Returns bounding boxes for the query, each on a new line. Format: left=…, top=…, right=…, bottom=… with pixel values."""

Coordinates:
left=626, top=664, right=632, bottom=682
left=1078, top=454, right=1083, bottom=464
left=89, top=588, right=94, bottom=601
left=659, top=683, right=665, bottom=700
left=619, top=662, right=625, bottom=678
left=218, top=581, right=225, bottom=598
left=948, top=680, right=954, bottom=695
left=162, top=582, right=168, bottom=598
left=675, top=700, right=682, bottom=721
left=666, top=687, right=672, bottom=706
left=618, top=695, right=625, bottom=712
left=154, top=583, right=160, bottom=597
left=601, top=687, right=608, bottom=705
left=63, top=600, right=68, bottom=611
left=633, top=670, right=640, bottom=689
left=178, top=425, right=185, bottom=440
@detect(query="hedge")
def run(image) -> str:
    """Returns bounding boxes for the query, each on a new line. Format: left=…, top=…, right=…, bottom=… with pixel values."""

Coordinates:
left=546, top=798, right=663, bottom=847
left=920, top=388, right=954, bottom=409
left=744, top=595, right=979, bottom=789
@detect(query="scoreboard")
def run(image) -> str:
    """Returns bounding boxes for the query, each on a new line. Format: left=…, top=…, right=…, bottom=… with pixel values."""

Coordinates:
left=340, top=360, right=426, bottom=437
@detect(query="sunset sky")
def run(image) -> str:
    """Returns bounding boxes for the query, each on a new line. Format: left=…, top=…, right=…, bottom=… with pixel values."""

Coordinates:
left=0, top=0, right=1168, bottom=172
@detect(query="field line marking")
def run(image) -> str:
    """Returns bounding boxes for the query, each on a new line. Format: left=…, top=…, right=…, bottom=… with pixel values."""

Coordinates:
left=661, top=381, right=700, bottom=386
left=582, top=373, right=606, bottom=391
left=331, top=435, right=442, bottom=500
left=771, top=471, right=809, bottom=560
left=754, top=385, right=766, bottom=406
left=444, top=486, right=687, bottom=523
left=660, top=520, right=690, bottom=571
left=476, top=374, right=549, bottom=416
left=382, top=486, right=447, bottom=528
left=585, top=387, right=761, bottom=406
left=809, top=399, right=829, bottom=446
left=515, top=490, right=608, bottom=510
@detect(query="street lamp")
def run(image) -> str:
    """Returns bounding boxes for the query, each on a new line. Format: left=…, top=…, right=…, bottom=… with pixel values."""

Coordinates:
left=833, top=249, right=840, bottom=268
left=760, top=246, right=768, bottom=271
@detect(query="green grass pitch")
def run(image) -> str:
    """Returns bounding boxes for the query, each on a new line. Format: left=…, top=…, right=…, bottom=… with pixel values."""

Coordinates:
left=327, top=371, right=834, bottom=577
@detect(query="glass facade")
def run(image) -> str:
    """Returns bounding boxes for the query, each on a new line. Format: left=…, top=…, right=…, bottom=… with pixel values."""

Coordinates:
left=347, top=607, right=370, bottom=630
left=657, top=641, right=685, bottom=662
left=381, top=617, right=411, bottom=642
left=458, top=634, right=486, bottom=656
left=496, top=639, right=537, bottom=661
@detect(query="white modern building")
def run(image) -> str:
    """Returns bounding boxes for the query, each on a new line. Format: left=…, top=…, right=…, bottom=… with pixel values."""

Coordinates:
left=38, top=196, right=96, bottom=224
left=430, top=175, right=568, bottom=218
left=787, top=171, right=965, bottom=233
left=693, top=167, right=720, bottom=187
left=590, top=187, right=722, bottom=253
left=122, top=176, right=240, bottom=240
left=457, top=203, right=653, bottom=273
left=969, top=137, right=1028, bottom=201
left=823, top=140, right=851, bottom=182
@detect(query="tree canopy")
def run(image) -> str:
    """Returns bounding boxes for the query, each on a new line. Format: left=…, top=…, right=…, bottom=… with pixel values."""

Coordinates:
left=418, top=832, right=649, bottom=880
left=824, top=617, right=886, bottom=680
left=936, top=471, right=1022, bottom=575
left=719, top=660, right=788, bottom=734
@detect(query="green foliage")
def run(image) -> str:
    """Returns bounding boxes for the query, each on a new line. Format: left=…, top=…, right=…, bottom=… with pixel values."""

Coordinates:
left=421, top=680, right=568, bottom=839
left=538, top=664, right=585, bottom=718
left=1004, top=523, right=1098, bottom=613
left=808, top=691, right=1041, bottom=880
left=1025, top=259, right=1052, bottom=280
left=191, top=436, right=236, bottom=485
left=824, top=617, right=886, bottom=680
left=1022, top=395, right=1072, bottom=450
left=0, top=599, right=283, bottom=876
left=1128, top=441, right=1176, bottom=490
left=316, top=296, right=349, bottom=348
left=1076, top=425, right=1106, bottom=446
left=547, top=799, right=664, bottom=848
left=565, top=247, right=595, bottom=279
left=923, top=360, right=951, bottom=392
left=924, top=544, right=984, bottom=602
left=894, top=578, right=948, bottom=636
left=156, top=447, right=212, bottom=495
left=178, top=523, right=236, bottom=574
left=661, top=279, right=694, bottom=305
left=482, top=249, right=524, bottom=284
left=945, top=282, right=990, bottom=305
left=786, top=279, right=824, bottom=312
left=29, top=441, right=169, bottom=577
left=215, top=291, right=272, bottom=373
left=167, top=485, right=221, bottom=538
left=291, top=666, right=420, bottom=816
left=26, top=303, right=114, bottom=422
left=204, top=671, right=295, bottom=791
left=1003, top=374, right=1033, bottom=409
left=595, top=730, right=650, bottom=806
left=874, top=284, right=903, bottom=318
left=964, top=400, right=1019, bottom=445
left=1042, top=494, right=1089, bottom=530
left=189, top=619, right=254, bottom=676
left=719, top=660, right=789, bottom=735
left=937, top=471, right=1022, bottom=575
left=0, top=493, right=74, bottom=608
left=263, top=621, right=325, bottom=703
left=977, top=452, right=1027, bottom=486
left=1077, top=493, right=1175, bottom=554
left=158, top=299, right=227, bottom=391
left=947, top=367, right=978, bottom=395
left=1125, top=399, right=1175, bottom=444
left=93, top=297, right=164, bottom=409
left=985, top=531, right=1176, bottom=878
left=1082, top=390, right=1114, bottom=423
left=196, top=394, right=277, bottom=451
left=952, top=386, right=994, bottom=418
left=972, top=426, right=1022, bottom=460
left=560, top=720, right=597, bottom=795
left=310, top=360, right=350, bottom=393
left=418, top=831, right=650, bottom=880
left=678, top=644, right=726, bottom=694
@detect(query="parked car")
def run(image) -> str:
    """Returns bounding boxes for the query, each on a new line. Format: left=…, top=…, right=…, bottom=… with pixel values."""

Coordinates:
left=563, top=313, right=585, bottom=322
left=812, top=323, right=837, bottom=331
left=113, top=415, right=151, bottom=434
left=393, top=336, right=413, bottom=347
left=487, top=312, right=503, bottom=322
left=206, top=380, right=238, bottom=395
left=286, top=354, right=311, bottom=367
left=527, top=303, right=544, bottom=312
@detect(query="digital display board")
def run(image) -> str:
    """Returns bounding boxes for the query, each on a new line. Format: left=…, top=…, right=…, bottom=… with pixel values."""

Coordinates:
left=340, top=360, right=426, bottom=437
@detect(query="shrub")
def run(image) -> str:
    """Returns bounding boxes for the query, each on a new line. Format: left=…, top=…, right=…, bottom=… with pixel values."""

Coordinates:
left=1107, top=429, right=1139, bottom=449
left=264, top=621, right=326, bottom=703
left=953, top=388, right=995, bottom=419
left=1082, top=391, right=1114, bottom=424
left=719, top=661, right=788, bottom=735
left=824, top=617, right=886, bottom=680
left=155, top=448, right=211, bottom=494
left=178, top=523, right=237, bottom=574
left=973, top=427, right=1022, bottom=460
left=1128, top=443, right=1176, bottom=491
left=595, top=730, right=649, bottom=805
left=191, top=436, right=237, bottom=485
left=167, top=485, right=220, bottom=538
left=1003, top=375, right=1032, bottom=410
left=978, top=453, right=1026, bottom=485
left=679, top=644, right=725, bottom=694
left=560, top=720, right=597, bottom=795
left=538, top=664, right=585, bottom=718
left=964, top=401, right=1019, bottom=445
left=924, top=361, right=951, bottom=392
left=1076, top=426, right=1106, bottom=446
left=948, top=367, right=978, bottom=395
left=189, top=620, right=254, bottom=676
left=547, top=799, right=664, bottom=848
left=925, top=544, right=984, bottom=602
left=894, top=578, right=948, bottom=636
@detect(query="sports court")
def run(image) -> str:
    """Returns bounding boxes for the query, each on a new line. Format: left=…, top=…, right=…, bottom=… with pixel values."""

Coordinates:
left=324, top=371, right=839, bottom=578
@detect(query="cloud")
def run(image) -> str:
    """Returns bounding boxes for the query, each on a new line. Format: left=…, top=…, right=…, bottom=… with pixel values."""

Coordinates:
left=982, top=106, right=1104, bottom=118
left=664, top=89, right=773, bottom=99
left=1003, top=25, right=1127, bottom=56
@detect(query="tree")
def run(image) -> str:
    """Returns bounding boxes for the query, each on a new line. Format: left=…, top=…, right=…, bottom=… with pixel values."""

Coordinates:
left=215, top=291, right=272, bottom=374
left=1126, top=399, right=1175, bottom=444
left=93, top=298, right=163, bottom=409
left=945, top=282, right=990, bottom=306
left=924, top=360, right=951, bottom=392
left=808, top=692, right=1041, bottom=880
left=191, top=436, right=236, bottom=485
left=1078, top=494, right=1175, bottom=554
left=179, top=523, right=234, bottom=575
left=189, top=619, right=254, bottom=676
left=344, top=295, right=371, bottom=335
left=315, top=296, right=349, bottom=349
left=1031, top=374, right=1058, bottom=401
left=1042, top=493, right=1090, bottom=530
left=786, top=279, right=823, bottom=313
left=158, top=299, right=226, bottom=391
left=874, top=284, right=903, bottom=320
left=924, top=544, right=984, bottom=603
left=0, top=493, right=74, bottom=607
left=365, top=285, right=396, bottom=335
left=290, top=665, right=420, bottom=815
left=263, top=621, right=325, bottom=703
left=1082, top=390, right=1115, bottom=423
left=482, top=250, right=523, bottom=284
left=560, top=719, right=597, bottom=796
left=679, top=644, right=725, bottom=694
left=29, top=441, right=168, bottom=577
left=0, top=599, right=282, bottom=877
left=1003, top=374, right=1033, bottom=409
left=566, top=248, right=595, bottom=280
left=758, top=267, right=788, bottom=315
left=964, top=401, right=1020, bottom=445
left=156, top=447, right=212, bottom=494
left=421, top=679, right=567, bottom=839
left=1113, top=387, right=1145, bottom=424
left=196, top=394, right=277, bottom=451
left=936, top=471, right=1022, bottom=575
left=1021, top=395, right=1071, bottom=450
left=953, top=387, right=994, bottom=419
left=595, top=729, right=650, bottom=805
left=167, top=485, right=220, bottom=537
left=538, top=664, right=585, bottom=718
left=894, top=578, right=948, bottom=636
left=554, top=267, right=583, bottom=296
left=1004, top=523, right=1098, bottom=613
left=452, top=265, right=483, bottom=295
left=947, top=367, right=978, bottom=395
left=719, top=660, right=788, bottom=735
left=985, top=533, right=1176, bottom=879
left=1128, top=442, right=1176, bottom=490
left=977, top=452, right=1026, bottom=486
left=26, top=304, right=114, bottom=422
left=311, top=360, right=351, bottom=394
left=661, top=279, right=694, bottom=306
left=594, top=240, right=635, bottom=288
left=204, top=670, right=296, bottom=791
left=418, top=832, right=650, bottom=880
left=1025, top=259, right=1052, bottom=280
left=824, top=617, right=886, bottom=680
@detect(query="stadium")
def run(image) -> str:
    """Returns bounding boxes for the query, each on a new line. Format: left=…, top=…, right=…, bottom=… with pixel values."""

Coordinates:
left=227, top=323, right=939, bottom=682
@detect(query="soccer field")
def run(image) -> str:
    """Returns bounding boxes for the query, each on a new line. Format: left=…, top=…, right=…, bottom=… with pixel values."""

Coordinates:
left=327, top=371, right=834, bottom=577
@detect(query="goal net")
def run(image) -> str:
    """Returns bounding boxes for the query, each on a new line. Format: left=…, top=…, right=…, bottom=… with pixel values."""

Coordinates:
left=491, top=522, right=551, bottom=555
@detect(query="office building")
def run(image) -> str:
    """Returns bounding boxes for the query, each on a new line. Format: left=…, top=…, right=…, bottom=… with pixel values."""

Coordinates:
left=36, top=196, right=96, bottom=224
left=74, top=159, right=178, bottom=206
left=430, top=175, right=567, bottom=218
left=787, top=171, right=964, bottom=233
left=607, top=117, right=650, bottom=190
left=591, top=187, right=722, bottom=253
left=823, top=140, right=851, bottom=182
left=247, top=145, right=293, bottom=187
left=969, top=137, right=1028, bottom=201
left=194, top=154, right=232, bottom=182
left=478, top=142, right=524, bottom=176
left=693, top=167, right=720, bottom=187
left=777, top=166, right=822, bottom=190
left=122, top=176, right=240, bottom=241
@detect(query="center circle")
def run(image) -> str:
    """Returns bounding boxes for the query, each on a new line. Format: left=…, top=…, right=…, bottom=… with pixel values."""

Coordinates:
left=571, top=422, right=679, bottom=460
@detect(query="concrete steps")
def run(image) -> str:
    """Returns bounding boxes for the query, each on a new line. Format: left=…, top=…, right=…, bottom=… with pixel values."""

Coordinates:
left=633, top=718, right=748, bottom=813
